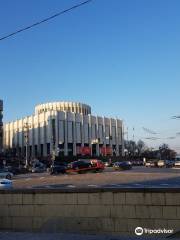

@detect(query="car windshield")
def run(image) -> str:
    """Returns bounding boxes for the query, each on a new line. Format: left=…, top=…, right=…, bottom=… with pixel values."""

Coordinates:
left=0, top=168, right=8, bottom=173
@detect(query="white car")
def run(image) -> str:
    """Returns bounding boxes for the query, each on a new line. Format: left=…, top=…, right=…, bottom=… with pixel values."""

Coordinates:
left=157, top=160, right=165, bottom=168
left=174, top=161, right=180, bottom=168
left=145, top=162, right=151, bottom=167
left=0, top=168, right=13, bottom=179
left=0, top=179, right=13, bottom=189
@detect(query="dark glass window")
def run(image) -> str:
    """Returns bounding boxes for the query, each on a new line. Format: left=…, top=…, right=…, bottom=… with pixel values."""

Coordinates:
left=51, top=119, right=56, bottom=143
left=41, top=144, right=43, bottom=156
left=47, top=143, right=50, bottom=155
left=29, top=146, right=32, bottom=157
left=34, top=145, right=38, bottom=157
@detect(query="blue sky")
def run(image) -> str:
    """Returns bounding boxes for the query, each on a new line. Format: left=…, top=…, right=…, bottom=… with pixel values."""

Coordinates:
left=0, top=0, right=180, bottom=152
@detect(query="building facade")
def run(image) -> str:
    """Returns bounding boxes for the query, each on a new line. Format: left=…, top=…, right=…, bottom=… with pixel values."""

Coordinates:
left=0, top=100, right=3, bottom=153
left=3, top=101, right=124, bottom=159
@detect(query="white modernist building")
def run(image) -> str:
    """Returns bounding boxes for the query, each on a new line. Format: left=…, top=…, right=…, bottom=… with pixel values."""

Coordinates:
left=4, top=101, right=124, bottom=159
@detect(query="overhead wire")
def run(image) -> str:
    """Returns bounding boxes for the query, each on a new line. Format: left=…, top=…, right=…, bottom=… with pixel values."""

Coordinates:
left=0, top=0, right=93, bottom=41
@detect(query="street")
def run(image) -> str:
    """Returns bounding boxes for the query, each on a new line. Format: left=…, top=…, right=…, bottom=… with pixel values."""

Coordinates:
left=12, top=166, right=180, bottom=189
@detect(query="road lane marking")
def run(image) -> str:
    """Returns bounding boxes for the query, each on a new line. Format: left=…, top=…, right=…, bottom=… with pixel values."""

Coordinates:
left=108, top=183, right=122, bottom=186
left=25, top=178, right=31, bottom=181
left=87, top=184, right=98, bottom=187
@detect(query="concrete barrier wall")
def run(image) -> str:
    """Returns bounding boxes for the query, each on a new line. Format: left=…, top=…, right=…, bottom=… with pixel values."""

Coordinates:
left=0, top=188, right=180, bottom=236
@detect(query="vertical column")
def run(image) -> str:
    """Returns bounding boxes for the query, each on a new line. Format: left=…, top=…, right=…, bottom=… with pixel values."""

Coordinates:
left=81, top=114, right=84, bottom=149
left=31, top=118, right=35, bottom=158
left=51, top=112, right=56, bottom=160
left=73, top=113, right=76, bottom=156
left=115, top=119, right=119, bottom=156
left=89, top=115, right=92, bottom=156
left=55, top=112, right=59, bottom=156
left=110, top=119, right=113, bottom=156
left=102, top=117, right=106, bottom=155
left=43, top=112, right=47, bottom=157
left=96, top=116, right=99, bottom=156
left=37, top=114, right=41, bottom=157
left=49, top=114, right=53, bottom=154
left=64, top=112, right=68, bottom=156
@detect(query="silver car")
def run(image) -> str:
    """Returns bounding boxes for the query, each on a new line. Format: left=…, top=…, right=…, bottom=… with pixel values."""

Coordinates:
left=0, top=179, right=13, bottom=189
left=0, top=168, right=13, bottom=179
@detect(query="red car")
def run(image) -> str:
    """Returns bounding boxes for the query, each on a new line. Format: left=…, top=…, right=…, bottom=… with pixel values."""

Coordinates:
left=67, top=159, right=104, bottom=174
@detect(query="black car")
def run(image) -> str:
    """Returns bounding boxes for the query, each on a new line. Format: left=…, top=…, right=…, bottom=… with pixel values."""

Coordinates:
left=68, top=160, right=91, bottom=173
left=113, top=161, right=132, bottom=170
left=132, top=160, right=143, bottom=166
left=50, top=161, right=67, bottom=174
left=5, top=166, right=29, bottom=175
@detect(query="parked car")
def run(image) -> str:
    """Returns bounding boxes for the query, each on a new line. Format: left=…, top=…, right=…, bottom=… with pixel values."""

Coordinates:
left=31, top=164, right=46, bottom=173
left=113, top=161, right=132, bottom=170
left=145, top=160, right=158, bottom=167
left=132, top=160, right=143, bottom=166
left=145, top=161, right=157, bottom=167
left=174, top=161, right=180, bottom=168
left=145, top=161, right=151, bottom=167
left=5, top=166, right=29, bottom=175
left=165, top=160, right=175, bottom=168
left=50, top=161, right=67, bottom=174
left=0, top=168, right=13, bottom=179
left=157, top=160, right=165, bottom=168
left=0, top=179, right=13, bottom=189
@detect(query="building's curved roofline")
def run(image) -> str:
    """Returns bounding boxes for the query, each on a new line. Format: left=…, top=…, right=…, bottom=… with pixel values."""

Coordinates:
left=34, top=101, right=92, bottom=115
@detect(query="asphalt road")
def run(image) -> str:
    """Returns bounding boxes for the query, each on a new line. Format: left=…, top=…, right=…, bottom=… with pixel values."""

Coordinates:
left=11, top=166, right=180, bottom=189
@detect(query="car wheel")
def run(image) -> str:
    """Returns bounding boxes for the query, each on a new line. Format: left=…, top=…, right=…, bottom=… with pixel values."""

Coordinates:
left=6, top=174, right=11, bottom=180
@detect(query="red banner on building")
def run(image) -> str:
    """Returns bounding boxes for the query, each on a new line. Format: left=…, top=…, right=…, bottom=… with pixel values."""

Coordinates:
left=81, top=146, right=91, bottom=155
left=76, top=146, right=91, bottom=155
left=100, top=146, right=112, bottom=155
